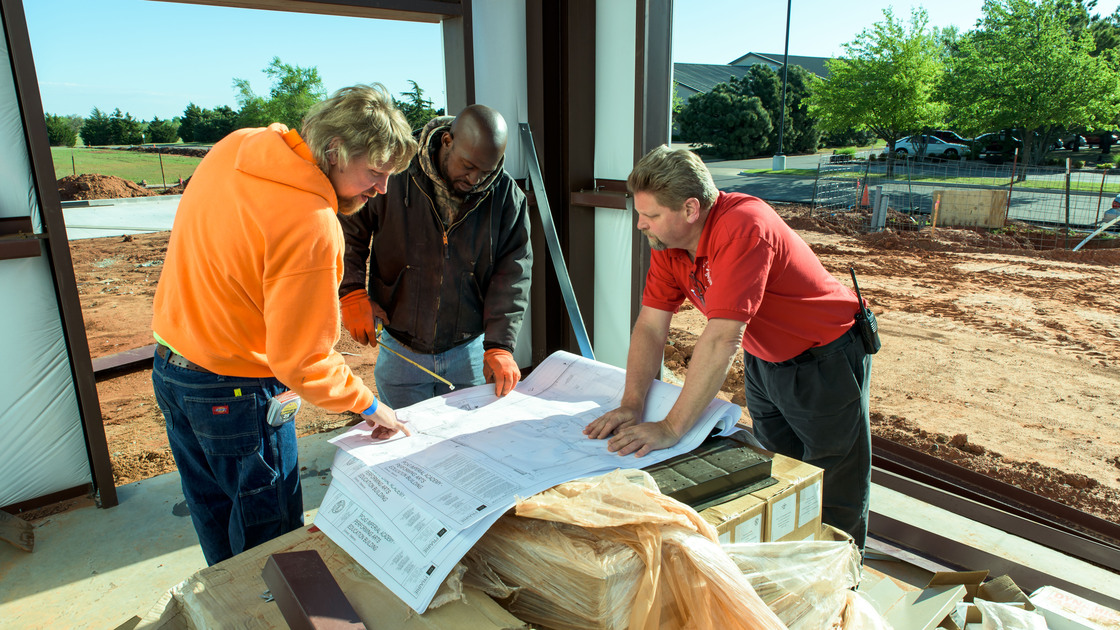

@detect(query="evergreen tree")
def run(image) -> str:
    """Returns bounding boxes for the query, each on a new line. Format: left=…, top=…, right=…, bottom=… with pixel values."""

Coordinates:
left=146, top=116, right=179, bottom=143
left=44, top=113, right=77, bottom=146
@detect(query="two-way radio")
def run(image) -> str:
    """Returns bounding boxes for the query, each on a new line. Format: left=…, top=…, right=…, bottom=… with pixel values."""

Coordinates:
left=849, top=266, right=882, bottom=355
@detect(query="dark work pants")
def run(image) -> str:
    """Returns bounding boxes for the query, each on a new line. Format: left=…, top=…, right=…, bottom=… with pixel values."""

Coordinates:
left=743, top=326, right=873, bottom=549
left=152, top=349, right=304, bottom=565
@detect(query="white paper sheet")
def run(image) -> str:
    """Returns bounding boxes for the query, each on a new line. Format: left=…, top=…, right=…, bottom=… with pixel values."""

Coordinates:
left=316, top=350, right=743, bottom=612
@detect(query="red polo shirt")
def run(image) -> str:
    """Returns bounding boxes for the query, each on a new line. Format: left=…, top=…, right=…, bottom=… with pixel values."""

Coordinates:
left=642, top=192, right=858, bottom=362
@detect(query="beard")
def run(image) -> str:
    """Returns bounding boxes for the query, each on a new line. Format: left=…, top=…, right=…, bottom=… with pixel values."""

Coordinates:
left=337, top=194, right=372, bottom=216
left=643, top=231, right=668, bottom=251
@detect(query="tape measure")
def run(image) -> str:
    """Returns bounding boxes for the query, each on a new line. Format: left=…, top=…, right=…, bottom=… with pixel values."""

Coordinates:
left=267, top=390, right=301, bottom=427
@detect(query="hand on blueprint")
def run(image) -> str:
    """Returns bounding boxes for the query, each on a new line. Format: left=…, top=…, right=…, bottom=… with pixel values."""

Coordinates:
left=606, top=420, right=682, bottom=457
left=360, top=403, right=412, bottom=440
left=583, top=405, right=642, bottom=440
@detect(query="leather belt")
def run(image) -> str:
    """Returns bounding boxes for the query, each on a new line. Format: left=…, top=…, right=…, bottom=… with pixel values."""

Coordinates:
left=156, top=343, right=213, bottom=374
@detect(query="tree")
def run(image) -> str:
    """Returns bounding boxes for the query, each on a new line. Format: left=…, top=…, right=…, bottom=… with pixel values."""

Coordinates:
left=44, top=113, right=77, bottom=146
left=235, top=57, right=326, bottom=130
left=942, top=0, right=1120, bottom=169
left=80, top=107, right=113, bottom=146
left=108, top=108, right=144, bottom=145
left=393, top=80, right=444, bottom=132
left=676, top=85, right=772, bottom=158
left=179, top=103, right=203, bottom=143
left=807, top=8, right=946, bottom=156
left=194, top=106, right=239, bottom=143
left=146, top=116, right=179, bottom=143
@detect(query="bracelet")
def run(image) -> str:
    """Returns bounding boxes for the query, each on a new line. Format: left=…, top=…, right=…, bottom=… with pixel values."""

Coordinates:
left=362, top=398, right=378, bottom=415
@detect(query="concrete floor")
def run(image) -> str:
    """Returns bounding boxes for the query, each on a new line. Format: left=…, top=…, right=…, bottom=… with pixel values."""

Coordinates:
left=3, top=427, right=1118, bottom=629
left=0, top=430, right=340, bottom=630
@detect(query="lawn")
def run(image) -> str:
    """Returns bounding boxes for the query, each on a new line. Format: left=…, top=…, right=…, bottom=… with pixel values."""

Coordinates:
left=50, top=147, right=203, bottom=186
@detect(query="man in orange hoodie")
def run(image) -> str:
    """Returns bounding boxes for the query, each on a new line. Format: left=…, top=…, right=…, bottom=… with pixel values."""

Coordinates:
left=151, top=84, right=417, bottom=565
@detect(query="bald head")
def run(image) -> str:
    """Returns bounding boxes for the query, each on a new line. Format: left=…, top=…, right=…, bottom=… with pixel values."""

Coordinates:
left=450, top=104, right=508, bottom=159
left=439, top=104, right=508, bottom=194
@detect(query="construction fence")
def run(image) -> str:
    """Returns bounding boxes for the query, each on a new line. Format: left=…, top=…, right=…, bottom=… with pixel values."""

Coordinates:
left=812, top=152, right=1120, bottom=250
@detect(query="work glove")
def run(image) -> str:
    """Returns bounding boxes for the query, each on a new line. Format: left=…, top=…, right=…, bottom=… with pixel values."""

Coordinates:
left=483, top=348, right=520, bottom=397
left=340, top=289, right=388, bottom=346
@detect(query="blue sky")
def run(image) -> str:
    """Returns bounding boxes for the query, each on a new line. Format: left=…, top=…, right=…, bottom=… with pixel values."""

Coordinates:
left=24, top=0, right=1120, bottom=121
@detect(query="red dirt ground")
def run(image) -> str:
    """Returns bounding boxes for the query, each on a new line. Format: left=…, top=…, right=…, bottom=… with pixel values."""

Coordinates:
left=66, top=176, right=1120, bottom=528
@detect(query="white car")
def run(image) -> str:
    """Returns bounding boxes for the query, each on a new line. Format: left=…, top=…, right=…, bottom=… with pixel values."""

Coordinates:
left=1105, top=193, right=1120, bottom=222
left=893, top=135, right=969, bottom=160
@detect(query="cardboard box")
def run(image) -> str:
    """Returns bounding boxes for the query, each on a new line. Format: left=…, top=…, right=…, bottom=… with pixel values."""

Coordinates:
left=932, top=572, right=1035, bottom=630
left=134, top=526, right=526, bottom=630
left=699, top=491, right=766, bottom=544
left=698, top=450, right=823, bottom=543
left=753, top=454, right=824, bottom=542
left=859, top=566, right=967, bottom=630
left=1028, top=586, right=1120, bottom=630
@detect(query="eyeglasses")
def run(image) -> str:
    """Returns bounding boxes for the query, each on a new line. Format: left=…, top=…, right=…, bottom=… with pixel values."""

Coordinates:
left=689, top=269, right=706, bottom=307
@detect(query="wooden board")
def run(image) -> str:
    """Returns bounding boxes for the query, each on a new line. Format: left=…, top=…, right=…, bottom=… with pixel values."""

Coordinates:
left=933, top=189, right=1008, bottom=228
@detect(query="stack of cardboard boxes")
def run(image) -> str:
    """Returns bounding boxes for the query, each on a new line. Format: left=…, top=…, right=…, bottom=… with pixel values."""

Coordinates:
left=699, top=449, right=825, bottom=545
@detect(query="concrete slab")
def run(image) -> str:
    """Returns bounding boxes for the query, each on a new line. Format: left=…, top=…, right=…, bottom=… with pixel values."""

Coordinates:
left=62, top=196, right=180, bottom=240
left=0, top=427, right=342, bottom=630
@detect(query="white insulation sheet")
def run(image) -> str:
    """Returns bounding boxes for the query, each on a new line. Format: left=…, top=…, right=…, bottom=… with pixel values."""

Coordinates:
left=0, top=11, right=91, bottom=507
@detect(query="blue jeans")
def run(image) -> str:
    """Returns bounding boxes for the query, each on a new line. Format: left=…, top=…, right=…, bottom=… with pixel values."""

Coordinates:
left=374, top=333, right=485, bottom=409
left=744, top=326, right=873, bottom=549
left=151, top=348, right=303, bottom=565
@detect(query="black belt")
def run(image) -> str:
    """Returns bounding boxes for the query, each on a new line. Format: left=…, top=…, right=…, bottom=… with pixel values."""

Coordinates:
left=777, top=325, right=859, bottom=366
left=156, top=343, right=213, bottom=373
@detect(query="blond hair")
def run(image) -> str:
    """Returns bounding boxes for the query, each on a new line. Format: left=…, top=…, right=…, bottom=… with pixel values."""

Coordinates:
left=301, top=84, right=417, bottom=175
left=627, top=145, right=718, bottom=211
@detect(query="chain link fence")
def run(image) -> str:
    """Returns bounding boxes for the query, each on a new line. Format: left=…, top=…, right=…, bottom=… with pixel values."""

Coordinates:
left=812, top=151, right=1120, bottom=250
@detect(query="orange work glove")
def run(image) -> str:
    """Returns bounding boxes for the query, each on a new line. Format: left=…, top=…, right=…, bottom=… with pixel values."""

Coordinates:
left=340, top=289, right=388, bottom=346
left=483, top=348, right=521, bottom=397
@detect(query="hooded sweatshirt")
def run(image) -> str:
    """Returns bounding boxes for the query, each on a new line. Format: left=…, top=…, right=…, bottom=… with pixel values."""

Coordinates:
left=152, top=123, right=375, bottom=414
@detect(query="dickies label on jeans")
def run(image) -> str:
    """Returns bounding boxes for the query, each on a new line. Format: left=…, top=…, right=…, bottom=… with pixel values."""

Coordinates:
left=212, top=405, right=230, bottom=415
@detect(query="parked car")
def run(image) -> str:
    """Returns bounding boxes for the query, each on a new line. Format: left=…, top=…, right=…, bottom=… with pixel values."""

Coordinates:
left=1104, top=193, right=1120, bottom=222
left=1061, top=134, right=1088, bottom=150
left=893, top=135, right=969, bottom=159
left=1085, top=131, right=1118, bottom=148
left=929, top=130, right=971, bottom=145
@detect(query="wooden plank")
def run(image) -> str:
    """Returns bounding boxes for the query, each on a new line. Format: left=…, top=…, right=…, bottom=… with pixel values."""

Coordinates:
left=934, top=189, right=1008, bottom=228
left=0, top=509, right=34, bottom=552
left=92, top=344, right=157, bottom=380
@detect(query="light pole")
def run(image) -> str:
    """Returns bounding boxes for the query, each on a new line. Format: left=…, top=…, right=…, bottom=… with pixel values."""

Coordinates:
left=772, top=0, right=793, bottom=171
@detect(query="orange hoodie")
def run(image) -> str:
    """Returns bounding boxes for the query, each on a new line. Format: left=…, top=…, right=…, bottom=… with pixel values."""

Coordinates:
left=152, top=123, right=375, bottom=414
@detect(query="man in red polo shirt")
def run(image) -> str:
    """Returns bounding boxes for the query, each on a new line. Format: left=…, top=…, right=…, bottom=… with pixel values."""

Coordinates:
left=584, top=145, right=875, bottom=548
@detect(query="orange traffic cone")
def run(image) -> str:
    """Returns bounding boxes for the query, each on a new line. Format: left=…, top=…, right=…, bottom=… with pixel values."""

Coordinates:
left=859, top=181, right=870, bottom=208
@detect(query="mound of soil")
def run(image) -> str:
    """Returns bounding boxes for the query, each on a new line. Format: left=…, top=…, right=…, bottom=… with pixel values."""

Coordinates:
left=57, top=173, right=190, bottom=201
left=57, top=174, right=156, bottom=201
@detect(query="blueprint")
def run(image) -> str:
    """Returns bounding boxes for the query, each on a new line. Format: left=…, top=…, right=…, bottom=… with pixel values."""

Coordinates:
left=315, top=350, right=743, bottom=612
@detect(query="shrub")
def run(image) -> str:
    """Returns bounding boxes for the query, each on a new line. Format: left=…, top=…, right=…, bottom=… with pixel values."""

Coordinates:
left=44, top=113, right=77, bottom=146
left=1073, top=160, right=1085, bottom=169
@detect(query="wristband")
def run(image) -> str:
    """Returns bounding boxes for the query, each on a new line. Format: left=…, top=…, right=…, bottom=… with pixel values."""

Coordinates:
left=361, top=398, right=378, bottom=415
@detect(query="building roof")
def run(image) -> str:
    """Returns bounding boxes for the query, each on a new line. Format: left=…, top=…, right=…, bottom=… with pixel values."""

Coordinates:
left=672, top=63, right=755, bottom=95
left=728, top=52, right=832, bottom=79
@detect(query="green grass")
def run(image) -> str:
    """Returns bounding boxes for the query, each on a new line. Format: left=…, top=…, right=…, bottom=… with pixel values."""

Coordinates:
left=51, top=147, right=203, bottom=185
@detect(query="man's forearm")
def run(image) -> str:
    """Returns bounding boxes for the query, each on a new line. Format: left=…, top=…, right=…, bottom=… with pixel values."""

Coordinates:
left=661, top=320, right=744, bottom=437
left=619, top=319, right=669, bottom=414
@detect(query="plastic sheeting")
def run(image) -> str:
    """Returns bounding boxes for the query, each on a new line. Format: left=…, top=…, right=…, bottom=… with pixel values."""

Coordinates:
left=0, top=9, right=91, bottom=507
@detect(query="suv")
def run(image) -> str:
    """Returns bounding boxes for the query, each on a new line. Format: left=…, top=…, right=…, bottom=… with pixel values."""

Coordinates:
left=1085, top=131, right=1118, bottom=148
left=893, top=135, right=969, bottom=159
